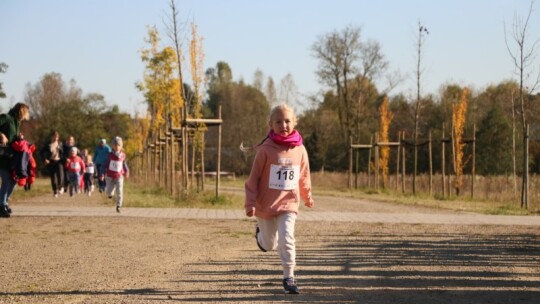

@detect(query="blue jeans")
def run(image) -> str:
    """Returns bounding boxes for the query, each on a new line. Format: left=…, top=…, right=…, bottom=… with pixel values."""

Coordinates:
left=67, top=172, right=81, bottom=195
left=96, top=163, right=107, bottom=191
left=0, top=168, right=16, bottom=206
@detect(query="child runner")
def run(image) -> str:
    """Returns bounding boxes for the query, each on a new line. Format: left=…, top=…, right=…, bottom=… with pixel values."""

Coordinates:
left=65, top=147, right=85, bottom=197
left=83, top=154, right=95, bottom=196
left=244, top=104, right=314, bottom=294
left=79, top=148, right=90, bottom=192
left=102, top=136, right=129, bottom=213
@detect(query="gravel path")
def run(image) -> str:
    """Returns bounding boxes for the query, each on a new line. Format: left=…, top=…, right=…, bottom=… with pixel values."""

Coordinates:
left=1, top=186, right=539, bottom=303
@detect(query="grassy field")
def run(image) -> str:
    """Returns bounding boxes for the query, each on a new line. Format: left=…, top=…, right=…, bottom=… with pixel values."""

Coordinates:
left=13, top=173, right=539, bottom=215
left=307, top=171, right=539, bottom=215
left=11, top=177, right=242, bottom=209
left=215, top=172, right=539, bottom=215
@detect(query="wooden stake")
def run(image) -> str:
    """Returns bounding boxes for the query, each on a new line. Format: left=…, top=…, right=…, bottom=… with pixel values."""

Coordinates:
left=216, top=105, right=222, bottom=198
left=429, top=131, right=433, bottom=196
left=401, top=133, right=406, bottom=193
left=396, top=131, right=401, bottom=192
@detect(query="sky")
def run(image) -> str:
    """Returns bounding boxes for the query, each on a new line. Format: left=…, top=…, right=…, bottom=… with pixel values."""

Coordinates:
left=1, top=0, right=539, bottom=115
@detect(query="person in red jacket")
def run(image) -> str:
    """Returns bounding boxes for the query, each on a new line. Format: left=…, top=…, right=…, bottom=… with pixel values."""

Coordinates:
left=102, top=136, right=129, bottom=213
left=9, top=133, right=35, bottom=189
left=25, top=143, right=36, bottom=191
left=65, top=147, right=85, bottom=197
left=244, top=104, right=314, bottom=295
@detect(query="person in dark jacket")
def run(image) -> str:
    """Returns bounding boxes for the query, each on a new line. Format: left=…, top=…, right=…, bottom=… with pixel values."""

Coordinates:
left=0, top=103, right=30, bottom=218
left=61, top=135, right=76, bottom=191
left=93, top=138, right=111, bottom=193
left=40, top=131, right=64, bottom=197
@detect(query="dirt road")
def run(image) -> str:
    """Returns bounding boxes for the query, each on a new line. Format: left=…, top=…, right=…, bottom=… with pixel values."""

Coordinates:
left=0, top=189, right=539, bottom=303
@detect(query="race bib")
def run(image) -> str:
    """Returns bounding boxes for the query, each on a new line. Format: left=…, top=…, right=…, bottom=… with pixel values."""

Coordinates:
left=108, top=160, right=123, bottom=172
left=70, top=162, right=80, bottom=170
left=269, top=164, right=300, bottom=190
left=86, top=166, right=95, bottom=174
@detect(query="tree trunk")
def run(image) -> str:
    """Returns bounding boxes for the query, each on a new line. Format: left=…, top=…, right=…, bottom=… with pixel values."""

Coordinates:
left=441, top=125, right=446, bottom=198
left=367, top=135, right=372, bottom=188
left=401, top=134, right=406, bottom=193
left=354, top=149, right=359, bottom=189
left=429, top=131, right=432, bottom=196
left=451, top=121, right=457, bottom=196
left=471, top=124, right=476, bottom=199
left=521, top=124, right=529, bottom=208
left=348, top=135, right=353, bottom=188
left=216, top=105, right=222, bottom=198
left=201, top=132, right=205, bottom=191
left=375, top=133, right=379, bottom=190
left=396, top=131, right=401, bottom=192
left=511, top=91, right=517, bottom=202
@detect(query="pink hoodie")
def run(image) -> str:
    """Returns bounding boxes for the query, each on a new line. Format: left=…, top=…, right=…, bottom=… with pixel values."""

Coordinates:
left=245, top=138, right=314, bottom=219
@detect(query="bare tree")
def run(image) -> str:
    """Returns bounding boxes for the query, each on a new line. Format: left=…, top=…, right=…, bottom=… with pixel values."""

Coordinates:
left=505, top=0, right=540, bottom=209
left=165, top=0, right=190, bottom=193
left=279, top=73, right=299, bottom=109
left=265, top=76, right=278, bottom=107
left=24, top=73, right=82, bottom=118
left=413, top=21, right=429, bottom=195
left=252, top=69, right=264, bottom=92
left=311, top=25, right=389, bottom=187
left=312, top=25, right=359, bottom=143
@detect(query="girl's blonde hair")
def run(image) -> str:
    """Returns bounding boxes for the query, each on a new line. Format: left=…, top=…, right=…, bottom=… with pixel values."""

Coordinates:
left=269, top=104, right=297, bottom=125
left=86, top=154, right=93, bottom=162
left=240, top=104, right=297, bottom=153
left=9, top=103, right=30, bottom=121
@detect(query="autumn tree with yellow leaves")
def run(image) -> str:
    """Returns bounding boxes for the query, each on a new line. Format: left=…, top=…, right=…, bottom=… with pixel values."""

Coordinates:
left=452, top=88, right=468, bottom=196
left=136, top=1, right=208, bottom=195
left=189, top=22, right=207, bottom=186
left=378, top=96, right=394, bottom=188
left=124, top=113, right=150, bottom=175
left=190, top=22, right=205, bottom=119
left=137, top=26, right=182, bottom=137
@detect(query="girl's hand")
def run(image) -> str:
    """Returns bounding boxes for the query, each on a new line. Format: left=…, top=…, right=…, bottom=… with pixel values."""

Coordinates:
left=0, top=133, right=7, bottom=146
left=305, top=201, right=314, bottom=208
left=246, top=209, right=255, bottom=217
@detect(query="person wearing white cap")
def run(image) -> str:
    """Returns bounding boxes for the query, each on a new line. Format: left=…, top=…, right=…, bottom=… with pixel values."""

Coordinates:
left=101, top=136, right=129, bottom=213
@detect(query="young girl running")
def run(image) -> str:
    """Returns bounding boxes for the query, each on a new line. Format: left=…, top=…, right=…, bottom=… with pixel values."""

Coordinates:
left=244, top=104, right=314, bottom=294
left=83, top=154, right=95, bottom=196
left=102, top=137, right=129, bottom=213
left=65, top=147, right=85, bottom=197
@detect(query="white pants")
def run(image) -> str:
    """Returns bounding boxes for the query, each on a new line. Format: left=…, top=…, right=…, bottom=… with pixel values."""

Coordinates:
left=105, top=176, right=124, bottom=207
left=256, top=212, right=297, bottom=278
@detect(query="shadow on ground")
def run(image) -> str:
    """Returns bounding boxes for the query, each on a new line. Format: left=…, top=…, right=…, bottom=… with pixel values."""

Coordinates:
left=1, top=225, right=539, bottom=303
left=171, top=230, right=540, bottom=303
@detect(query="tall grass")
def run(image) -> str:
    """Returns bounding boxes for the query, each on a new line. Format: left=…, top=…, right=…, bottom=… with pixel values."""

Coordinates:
left=191, top=171, right=539, bottom=214
left=312, top=171, right=539, bottom=214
